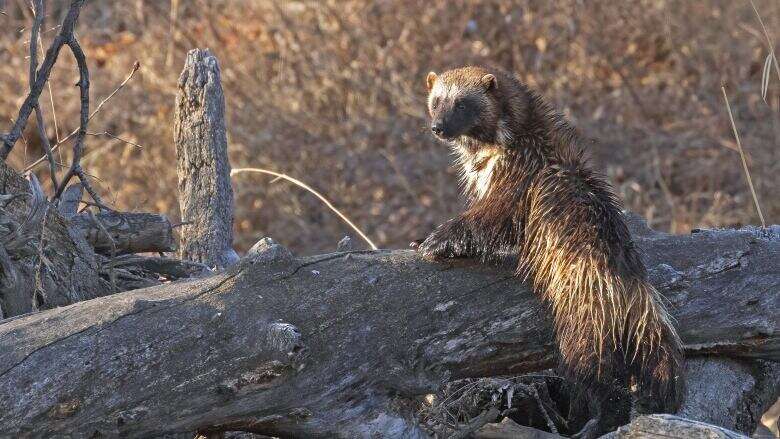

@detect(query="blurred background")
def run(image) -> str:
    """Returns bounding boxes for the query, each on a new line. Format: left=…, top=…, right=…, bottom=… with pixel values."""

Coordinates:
left=0, top=0, right=778, bottom=257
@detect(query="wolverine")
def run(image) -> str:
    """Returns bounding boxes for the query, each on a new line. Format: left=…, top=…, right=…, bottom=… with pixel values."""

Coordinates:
left=416, top=66, right=684, bottom=437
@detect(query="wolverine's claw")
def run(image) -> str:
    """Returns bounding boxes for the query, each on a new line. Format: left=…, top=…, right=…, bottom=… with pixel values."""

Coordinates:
left=417, top=237, right=453, bottom=260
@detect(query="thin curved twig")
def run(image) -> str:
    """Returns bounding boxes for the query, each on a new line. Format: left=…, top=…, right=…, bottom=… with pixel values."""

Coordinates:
left=23, top=61, right=141, bottom=173
left=51, top=32, right=108, bottom=210
left=721, top=85, right=766, bottom=228
left=231, top=167, right=378, bottom=250
left=749, top=0, right=780, bottom=85
left=28, top=0, right=58, bottom=189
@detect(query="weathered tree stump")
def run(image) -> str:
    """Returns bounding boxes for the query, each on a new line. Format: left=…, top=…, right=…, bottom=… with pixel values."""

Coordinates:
left=0, top=162, right=103, bottom=318
left=174, top=48, right=238, bottom=268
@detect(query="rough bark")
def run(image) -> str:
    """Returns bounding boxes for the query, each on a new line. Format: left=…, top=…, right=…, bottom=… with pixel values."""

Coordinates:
left=0, top=220, right=777, bottom=438
left=605, top=414, right=751, bottom=438
left=0, top=162, right=103, bottom=318
left=174, top=48, right=237, bottom=268
left=70, top=211, right=175, bottom=255
left=474, top=419, right=564, bottom=439
left=679, top=358, right=780, bottom=434
left=101, top=254, right=212, bottom=280
left=57, top=183, right=83, bottom=219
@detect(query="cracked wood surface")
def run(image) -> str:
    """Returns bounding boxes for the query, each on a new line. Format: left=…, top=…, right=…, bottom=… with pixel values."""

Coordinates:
left=679, top=357, right=780, bottom=434
left=0, top=221, right=778, bottom=438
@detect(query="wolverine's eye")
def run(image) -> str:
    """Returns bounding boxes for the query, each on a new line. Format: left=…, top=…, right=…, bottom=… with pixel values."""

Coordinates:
left=456, top=102, right=466, bottom=110
left=432, top=97, right=440, bottom=109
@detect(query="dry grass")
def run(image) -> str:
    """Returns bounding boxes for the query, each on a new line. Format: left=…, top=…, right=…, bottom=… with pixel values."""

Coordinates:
left=721, top=84, right=766, bottom=227
left=0, top=0, right=778, bottom=255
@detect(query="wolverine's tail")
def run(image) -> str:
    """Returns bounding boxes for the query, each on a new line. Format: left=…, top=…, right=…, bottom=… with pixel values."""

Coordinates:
left=530, top=265, right=685, bottom=414
left=628, top=282, right=685, bottom=413
left=521, top=165, right=685, bottom=415
left=530, top=259, right=685, bottom=414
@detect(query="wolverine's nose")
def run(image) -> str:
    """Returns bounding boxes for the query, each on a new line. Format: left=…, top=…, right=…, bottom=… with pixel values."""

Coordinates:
left=431, top=123, right=444, bottom=136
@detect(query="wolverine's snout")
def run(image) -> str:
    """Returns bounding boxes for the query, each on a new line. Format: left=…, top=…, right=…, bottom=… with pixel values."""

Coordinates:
left=431, top=121, right=444, bottom=136
left=430, top=113, right=454, bottom=139
left=430, top=111, right=463, bottom=139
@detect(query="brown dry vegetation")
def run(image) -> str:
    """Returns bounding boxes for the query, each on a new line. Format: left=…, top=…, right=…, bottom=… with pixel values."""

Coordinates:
left=1, top=0, right=779, bottom=255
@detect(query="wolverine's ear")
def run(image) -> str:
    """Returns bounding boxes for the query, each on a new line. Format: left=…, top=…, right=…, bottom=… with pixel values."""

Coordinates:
left=481, top=73, right=497, bottom=91
left=426, top=71, right=438, bottom=92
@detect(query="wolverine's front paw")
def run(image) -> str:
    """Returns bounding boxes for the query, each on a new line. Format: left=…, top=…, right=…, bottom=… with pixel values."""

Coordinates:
left=415, top=235, right=455, bottom=260
left=413, top=219, right=472, bottom=260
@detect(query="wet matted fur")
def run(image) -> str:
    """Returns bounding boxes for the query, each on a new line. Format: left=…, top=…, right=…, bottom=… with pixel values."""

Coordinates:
left=419, top=66, right=684, bottom=437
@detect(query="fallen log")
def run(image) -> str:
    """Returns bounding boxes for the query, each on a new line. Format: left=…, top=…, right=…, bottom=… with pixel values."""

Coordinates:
left=70, top=211, right=176, bottom=255
left=0, top=219, right=777, bottom=438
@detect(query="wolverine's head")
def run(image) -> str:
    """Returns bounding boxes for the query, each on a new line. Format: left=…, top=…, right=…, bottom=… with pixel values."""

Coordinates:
left=426, top=66, right=501, bottom=143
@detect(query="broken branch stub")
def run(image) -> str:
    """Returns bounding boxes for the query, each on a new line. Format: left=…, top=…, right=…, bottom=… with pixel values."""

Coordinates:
left=70, top=211, right=175, bottom=255
left=174, top=48, right=238, bottom=268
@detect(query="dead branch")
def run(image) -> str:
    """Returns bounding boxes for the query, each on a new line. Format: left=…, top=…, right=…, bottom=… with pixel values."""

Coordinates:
left=93, top=254, right=211, bottom=293
left=70, top=211, right=176, bottom=255
left=51, top=26, right=106, bottom=209
left=23, top=61, right=141, bottom=173
left=0, top=0, right=109, bottom=211
left=29, top=0, right=58, bottom=189
left=100, top=254, right=211, bottom=280
left=0, top=0, right=86, bottom=160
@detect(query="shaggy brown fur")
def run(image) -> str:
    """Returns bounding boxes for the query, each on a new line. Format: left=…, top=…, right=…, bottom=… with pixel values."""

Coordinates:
left=418, top=66, right=684, bottom=437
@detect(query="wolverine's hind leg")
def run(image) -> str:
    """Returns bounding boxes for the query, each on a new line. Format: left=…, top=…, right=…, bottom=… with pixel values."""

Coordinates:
left=571, top=380, right=631, bottom=439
